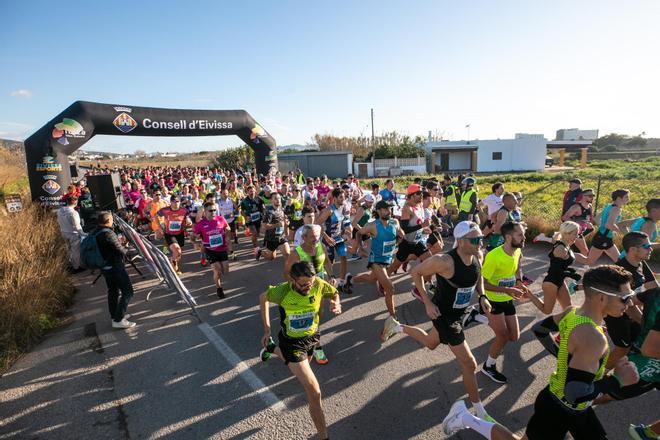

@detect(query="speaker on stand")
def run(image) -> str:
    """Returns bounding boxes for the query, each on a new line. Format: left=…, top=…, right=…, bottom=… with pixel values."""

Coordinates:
left=85, top=173, right=126, bottom=212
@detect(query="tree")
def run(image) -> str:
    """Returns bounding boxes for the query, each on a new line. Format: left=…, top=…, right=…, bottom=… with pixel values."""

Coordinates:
left=213, top=145, right=254, bottom=170
left=134, top=149, right=147, bottom=157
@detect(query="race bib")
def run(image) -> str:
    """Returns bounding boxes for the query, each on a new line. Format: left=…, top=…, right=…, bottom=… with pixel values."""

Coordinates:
left=453, top=286, right=475, bottom=309
left=250, top=211, right=261, bottom=222
left=295, top=210, right=302, bottom=218
left=382, top=240, right=397, bottom=256
left=498, top=277, right=516, bottom=288
left=209, top=233, right=224, bottom=248
left=169, top=220, right=181, bottom=232
left=288, top=312, right=315, bottom=332
left=333, top=234, right=345, bottom=244
left=275, top=226, right=284, bottom=235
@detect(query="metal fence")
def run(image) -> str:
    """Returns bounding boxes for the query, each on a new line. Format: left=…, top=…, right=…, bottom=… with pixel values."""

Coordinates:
left=113, top=214, right=199, bottom=320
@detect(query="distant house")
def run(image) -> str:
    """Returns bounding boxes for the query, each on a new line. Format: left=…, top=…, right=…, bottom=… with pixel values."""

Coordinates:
left=277, top=143, right=320, bottom=152
left=555, top=128, right=599, bottom=141
left=278, top=151, right=352, bottom=178
left=161, top=153, right=178, bottom=158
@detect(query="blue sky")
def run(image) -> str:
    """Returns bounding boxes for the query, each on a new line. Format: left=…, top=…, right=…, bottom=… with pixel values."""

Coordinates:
left=1, top=0, right=658, bottom=153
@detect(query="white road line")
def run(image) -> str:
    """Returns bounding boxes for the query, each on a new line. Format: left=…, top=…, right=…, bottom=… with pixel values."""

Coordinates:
left=197, top=322, right=286, bottom=413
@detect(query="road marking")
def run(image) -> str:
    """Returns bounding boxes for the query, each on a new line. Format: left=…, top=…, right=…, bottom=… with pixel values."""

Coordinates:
left=197, top=322, right=286, bottom=413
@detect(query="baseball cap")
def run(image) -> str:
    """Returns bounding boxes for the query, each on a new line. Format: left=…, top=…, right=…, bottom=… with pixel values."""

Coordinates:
left=569, top=178, right=582, bottom=184
left=363, top=193, right=375, bottom=203
left=453, top=221, right=481, bottom=248
left=407, top=184, right=422, bottom=195
left=263, top=185, right=272, bottom=192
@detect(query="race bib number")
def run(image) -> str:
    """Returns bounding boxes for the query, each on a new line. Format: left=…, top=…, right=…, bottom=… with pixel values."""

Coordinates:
left=498, top=277, right=516, bottom=288
left=275, top=226, right=284, bottom=235
left=169, top=221, right=181, bottom=232
left=382, top=240, right=396, bottom=256
left=288, top=312, right=315, bottom=332
left=209, top=233, right=224, bottom=248
left=453, top=286, right=475, bottom=309
left=250, top=211, right=261, bottom=222
left=333, top=234, right=345, bottom=244
left=295, top=210, right=302, bottom=218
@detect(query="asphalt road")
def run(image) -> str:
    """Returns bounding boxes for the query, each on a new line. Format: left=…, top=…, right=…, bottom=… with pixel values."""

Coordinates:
left=1, top=236, right=658, bottom=440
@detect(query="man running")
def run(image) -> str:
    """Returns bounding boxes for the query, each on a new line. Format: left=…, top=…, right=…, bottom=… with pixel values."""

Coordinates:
left=259, top=261, right=341, bottom=440
left=285, top=224, right=335, bottom=365
left=157, top=195, right=190, bottom=274
left=349, top=192, right=375, bottom=260
left=486, top=193, right=517, bottom=252
left=482, top=182, right=505, bottom=237
left=353, top=200, right=403, bottom=318
left=382, top=221, right=498, bottom=422
left=481, top=221, right=529, bottom=384
left=387, top=184, right=431, bottom=275
left=442, top=264, right=639, bottom=440
left=193, top=201, right=231, bottom=298
left=317, top=187, right=353, bottom=293
left=259, top=192, right=290, bottom=263
left=240, top=185, right=265, bottom=257
left=586, top=189, right=630, bottom=265
left=287, top=186, right=305, bottom=242
left=217, top=188, right=237, bottom=259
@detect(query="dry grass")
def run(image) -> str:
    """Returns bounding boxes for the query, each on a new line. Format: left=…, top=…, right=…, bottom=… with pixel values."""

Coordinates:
left=0, top=153, right=75, bottom=372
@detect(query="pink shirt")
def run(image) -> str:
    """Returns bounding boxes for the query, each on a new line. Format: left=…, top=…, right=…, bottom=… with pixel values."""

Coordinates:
left=193, top=216, right=229, bottom=251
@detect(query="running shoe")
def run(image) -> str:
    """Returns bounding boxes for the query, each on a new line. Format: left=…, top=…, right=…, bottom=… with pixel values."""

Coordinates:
left=200, top=256, right=208, bottom=267
left=380, top=315, right=401, bottom=342
left=260, top=337, right=276, bottom=362
left=481, top=362, right=507, bottom=384
left=342, top=273, right=353, bottom=294
left=377, top=281, right=385, bottom=296
left=442, top=399, right=468, bottom=435
left=348, top=253, right=361, bottom=262
left=461, top=306, right=480, bottom=329
left=254, top=247, right=262, bottom=261
left=628, top=424, right=658, bottom=440
left=313, top=347, right=329, bottom=365
left=216, top=287, right=225, bottom=299
left=231, top=251, right=238, bottom=261
left=411, top=286, right=424, bottom=301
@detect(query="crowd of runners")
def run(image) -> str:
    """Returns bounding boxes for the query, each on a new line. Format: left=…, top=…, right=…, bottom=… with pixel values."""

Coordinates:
left=67, top=164, right=659, bottom=440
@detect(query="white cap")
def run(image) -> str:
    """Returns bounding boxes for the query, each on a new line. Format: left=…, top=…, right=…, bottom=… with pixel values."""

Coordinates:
left=363, top=193, right=375, bottom=203
left=453, top=221, right=481, bottom=248
left=263, top=185, right=272, bottom=192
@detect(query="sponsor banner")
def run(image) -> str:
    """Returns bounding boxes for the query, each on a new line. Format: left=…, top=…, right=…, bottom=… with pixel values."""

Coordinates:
left=51, top=118, right=86, bottom=146
left=36, top=155, right=63, bottom=172
left=141, top=118, right=233, bottom=130
left=113, top=112, right=138, bottom=133
left=42, top=179, right=61, bottom=195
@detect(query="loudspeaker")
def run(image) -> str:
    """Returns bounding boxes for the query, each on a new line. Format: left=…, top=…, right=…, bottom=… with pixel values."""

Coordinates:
left=70, top=163, right=79, bottom=178
left=86, top=173, right=126, bottom=211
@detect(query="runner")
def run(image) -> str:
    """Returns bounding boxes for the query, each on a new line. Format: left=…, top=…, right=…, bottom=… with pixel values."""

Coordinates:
left=627, top=198, right=660, bottom=247
left=561, top=188, right=596, bottom=254
left=486, top=193, right=517, bottom=252
left=381, top=221, right=498, bottom=421
left=157, top=195, right=190, bottom=274
left=442, top=265, right=639, bottom=440
left=379, top=179, right=398, bottom=208
left=421, top=191, right=444, bottom=255
left=586, top=189, right=630, bottom=265
left=259, top=192, right=290, bottom=263
left=193, top=201, right=231, bottom=298
left=294, top=206, right=317, bottom=246
left=481, top=221, right=529, bottom=384
left=188, top=188, right=206, bottom=265
left=353, top=200, right=403, bottom=318
left=482, top=182, right=505, bottom=237
left=348, top=192, right=375, bottom=260
left=287, top=186, right=305, bottom=242
left=240, top=185, right=265, bottom=257
left=387, top=184, right=431, bottom=276
left=525, top=221, right=587, bottom=314
left=284, top=224, right=335, bottom=365
left=216, top=188, right=237, bottom=259
left=317, top=187, right=353, bottom=293
left=442, top=175, right=459, bottom=235
left=259, top=261, right=341, bottom=440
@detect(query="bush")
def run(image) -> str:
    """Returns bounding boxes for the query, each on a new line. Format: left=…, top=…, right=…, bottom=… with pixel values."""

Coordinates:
left=0, top=204, right=75, bottom=372
left=213, top=145, right=255, bottom=170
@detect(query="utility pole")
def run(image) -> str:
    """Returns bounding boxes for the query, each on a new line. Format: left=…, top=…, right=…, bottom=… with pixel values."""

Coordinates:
left=371, top=108, right=375, bottom=144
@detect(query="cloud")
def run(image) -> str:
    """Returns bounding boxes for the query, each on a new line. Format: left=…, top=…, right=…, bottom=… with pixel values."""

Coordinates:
left=10, top=89, right=33, bottom=98
left=0, top=122, right=34, bottom=140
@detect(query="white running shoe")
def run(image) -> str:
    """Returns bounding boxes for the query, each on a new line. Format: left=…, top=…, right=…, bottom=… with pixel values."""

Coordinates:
left=380, top=315, right=401, bottom=342
left=442, top=399, right=468, bottom=435
left=112, top=318, right=136, bottom=329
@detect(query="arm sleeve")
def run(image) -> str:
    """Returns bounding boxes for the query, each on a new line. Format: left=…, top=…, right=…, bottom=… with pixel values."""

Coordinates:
left=564, top=368, right=621, bottom=404
left=532, top=316, right=560, bottom=357
left=401, top=222, right=423, bottom=234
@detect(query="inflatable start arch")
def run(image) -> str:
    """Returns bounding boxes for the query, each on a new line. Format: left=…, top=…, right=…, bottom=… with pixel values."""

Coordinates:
left=24, top=101, right=277, bottom=206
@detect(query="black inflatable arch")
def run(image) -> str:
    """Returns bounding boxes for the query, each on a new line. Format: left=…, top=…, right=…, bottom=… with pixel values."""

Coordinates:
left=24, top=101, right=278, bottom=206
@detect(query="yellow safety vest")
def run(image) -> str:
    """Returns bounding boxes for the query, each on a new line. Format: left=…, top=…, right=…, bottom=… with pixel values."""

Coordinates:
left=459, top=189, right=476, bottom=213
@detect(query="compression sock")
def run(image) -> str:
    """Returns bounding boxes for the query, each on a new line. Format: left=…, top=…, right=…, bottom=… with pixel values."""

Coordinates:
left=461, top=411, right=495, bottom=439
left=472, top=401, right=487, bottom=419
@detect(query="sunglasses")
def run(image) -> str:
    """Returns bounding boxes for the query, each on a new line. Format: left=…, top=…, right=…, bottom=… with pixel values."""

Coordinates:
left=590, top=286, right=635, bottom=305
left=206, top=209, right=217, bottom=213
left=461, top=236, right=484, bottom=245
left=641, top=243, right=652, bottom=250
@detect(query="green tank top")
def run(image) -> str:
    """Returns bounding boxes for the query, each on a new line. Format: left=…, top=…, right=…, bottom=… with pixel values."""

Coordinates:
left=290, top=198, right=303, bottom=221
left=296, top=243, right=326, bottom=277
left=358, top=205, right=372, bottom=227
left=549, top=308, right=609, bottom=410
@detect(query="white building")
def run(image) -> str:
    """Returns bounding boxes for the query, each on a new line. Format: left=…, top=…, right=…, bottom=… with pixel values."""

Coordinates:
left=555, top=128, right=599, bottom=141
left=426, top=135, right=547, bottom=173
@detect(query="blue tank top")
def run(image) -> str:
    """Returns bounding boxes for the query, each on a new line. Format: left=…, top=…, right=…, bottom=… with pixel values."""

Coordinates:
left=598, top=204, right=621, bottom=238
left=631, top=216, right=657, bottom=241
left=370, top=219, right=398, bottom=264
left=325, top=204, right=345, bottom=242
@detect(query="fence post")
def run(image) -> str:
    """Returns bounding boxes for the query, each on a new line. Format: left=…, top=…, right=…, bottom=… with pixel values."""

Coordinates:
left=594, top=176, right=602, bottom=213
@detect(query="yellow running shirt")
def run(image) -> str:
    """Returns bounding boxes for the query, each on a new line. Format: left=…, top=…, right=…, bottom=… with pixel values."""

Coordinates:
left=482, top=245, right=521, bottom=302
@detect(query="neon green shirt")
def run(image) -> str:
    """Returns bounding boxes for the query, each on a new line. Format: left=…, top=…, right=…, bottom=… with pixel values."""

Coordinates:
left=482, top=245, right=521, bottom=302
left=266, top=278, right=337, bottom=338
